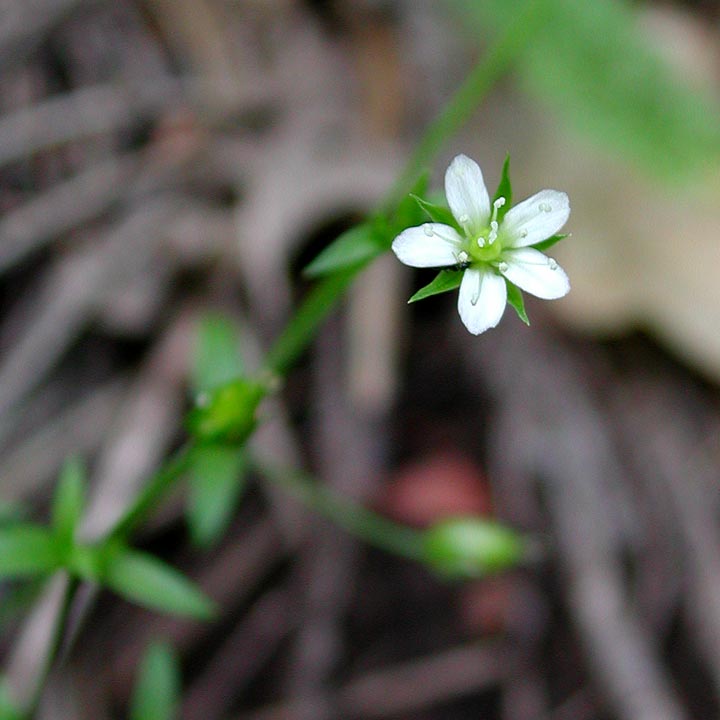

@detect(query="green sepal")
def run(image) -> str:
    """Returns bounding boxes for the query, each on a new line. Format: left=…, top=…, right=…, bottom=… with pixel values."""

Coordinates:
left=492, top=154, right=512, bottom=222
left=531, top=233, right=569, bottom=252
left=193, top=314, right=245, bottom=394
left=410, top=195, right=459, bottom=229
left=130, top=641, right=181, bottom=720
left=422, top=517, right=526, bottom=579
left=408, top=270, right=464, bottom=304
left=51, top=456, right=86, bottom=550
left=389, top=171, right=429, bottom=234
left=186, top=378, right=267, bottom=445
left=102, top=544, right=217, bottom=620
left=186, top=444, right=248, bottom=548
left=505, top=280, right=529, bottom=325
left=0, top=525, right=62, bottom=579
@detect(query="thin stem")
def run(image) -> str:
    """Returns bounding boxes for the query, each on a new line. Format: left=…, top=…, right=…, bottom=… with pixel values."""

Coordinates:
left=108, top=444, right=195, bottom=540
left=254, top=459, right=425, bottom=562
left=263, top=0, right=549, bottom=376
left=381, top=0, right=550, bottom=213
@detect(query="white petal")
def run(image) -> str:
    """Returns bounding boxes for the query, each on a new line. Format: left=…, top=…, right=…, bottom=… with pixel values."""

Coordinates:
left=501, top=189, right=569, bottom=247
left=392, top=224, right=464, bottom=268
left=501, top=248, right=570, bottom=299
left=444, top=154, right=490, bottom=235
left=457, top=267, right=507, bottom=335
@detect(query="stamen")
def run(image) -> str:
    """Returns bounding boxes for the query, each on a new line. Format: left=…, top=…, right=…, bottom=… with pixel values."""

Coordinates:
left=477, top=236, right=486, bottom=248
left=548, top=258, right=558, bottom=270
left=498, top=261, right=508, bottom=273
left=538, top=202, right=552, bottom=213
left=490, top=196, right=506, bottom=225
left=488, top=220, right=499, bottom=245
left=457, top=250, right=469, bottom=264
left=520, top=229, right=528, bottom=238
left=423, top=224, right=434, bottom=236
left=458, top=214, right=470, bottom=226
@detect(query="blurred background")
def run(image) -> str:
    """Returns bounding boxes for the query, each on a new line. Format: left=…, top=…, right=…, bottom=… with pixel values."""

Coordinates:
left=1, top=0, right=720, bottom=718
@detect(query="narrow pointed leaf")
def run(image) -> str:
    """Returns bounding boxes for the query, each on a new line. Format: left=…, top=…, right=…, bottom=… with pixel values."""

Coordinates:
left=193, top=314, right=244, bottom=394
left=492, top=154, right=512, bottom=222
left=0, top=525, right=61, bottom=578
left=531, top=233, right=569, bottom=252
left=130, top=641, right=181, bottom=720
left=103, top=548, right=216, bottom=620
left=303, top=223, right=384, bottom=278
left=52, top=456, right=86, bottom=548
left=505, top=280, right=530, bottom=325
left=408, top=270, right=464, bottom=304
left=187, top=445, right=248, bottom=548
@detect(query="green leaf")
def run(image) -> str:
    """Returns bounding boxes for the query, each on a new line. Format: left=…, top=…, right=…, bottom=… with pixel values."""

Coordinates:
left=130, top=641, right=181, bottom=720
left=492, top=154, right=512, bottom=222
left=303, top=223, right=384, bottom=278
left=505, top=281, right=529, bottom=325
left=423, top=517, right=526, bottom=579
left=52, top=456, right=86, bottom=549
left=410, top=195, right=458, bottom=229
left=0, top=525, right=61, bottom=578
left=193, top=315, right=244, bottom=394
left=186, top=445, right=248, bottom=548
left=452, top=0, right=720, bottom=181
left=103, top=547, right=217, bottom=620
left=408, top=270, right=464, bottom=304
left=531, top=233, right=569, bottom=252
left=0, top=679, right=22, bottom=720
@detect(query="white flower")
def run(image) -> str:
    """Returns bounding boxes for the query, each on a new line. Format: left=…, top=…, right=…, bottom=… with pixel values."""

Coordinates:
left=392, top=154, right=571, bottom=335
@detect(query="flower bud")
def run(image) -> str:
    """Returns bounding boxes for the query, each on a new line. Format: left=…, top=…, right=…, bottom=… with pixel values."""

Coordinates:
left=186, top=378, right=267, bottom=445
left=422, top=517, right=525, bottom=579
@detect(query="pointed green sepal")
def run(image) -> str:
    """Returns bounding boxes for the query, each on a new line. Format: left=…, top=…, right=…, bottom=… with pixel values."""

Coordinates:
left=390, top=171, right=430, bottom=234
left=492, top=154, right=512, bottom=222
left=505, top=281, right=530, bottom=325
left=408, top=269, right=464, bottom=304
left=410, top=195, right=458, bottom=229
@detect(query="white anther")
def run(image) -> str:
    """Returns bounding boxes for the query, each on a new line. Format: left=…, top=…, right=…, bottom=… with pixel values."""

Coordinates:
left=423, top=224, right=434, bottom=236
left=520, top=229, right=528, bottom=238
left=477, top=237, right=486, bottom=248
left=539, top=202, right=552, bottom=213
left=493, top=197, right=506, bottom=209
left=498, top=261, right=508, bottom=273
left=458, top=214, right=470, bottom=225
left=457, top=251, right=469, bottom=263
left=548, top=258, right=558, bottom=270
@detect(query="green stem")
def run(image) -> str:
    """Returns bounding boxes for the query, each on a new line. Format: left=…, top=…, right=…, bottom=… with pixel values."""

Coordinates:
left=381, top=0, right=549, bottom=213
left=109, top=444, right=195, bottom=540
left=255, top=460, right=425, bottom=562
left=263, top=0, right=549, bottom=376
